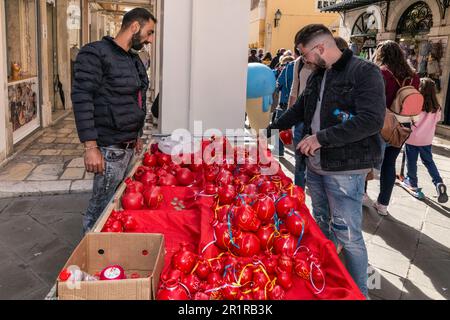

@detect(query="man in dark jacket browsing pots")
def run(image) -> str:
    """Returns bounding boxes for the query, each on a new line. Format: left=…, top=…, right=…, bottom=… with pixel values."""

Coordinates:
left=72, top=8, right=156, bottom=232
left=266, top=24, right=386, bottom=297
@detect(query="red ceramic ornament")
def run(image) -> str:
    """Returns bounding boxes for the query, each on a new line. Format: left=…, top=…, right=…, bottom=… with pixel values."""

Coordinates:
left=275, top=266, right=293, bottom=290
left=176, top=168, right=195, bottom=186
left=121, top=184, right=144, bottom=210
left=252, top=194, right=276, bottom=222
left=233, top=232, right=261, bottom=257
left=207, top=272, right=223, bottom=285
left=218, top=184, right=237, bottom=205
left=221, top=285, right=241, bottom=300
left=261, top=251, right=278, bottom=275
left=277, top=254, right=293, bottom=273
left=181, top=274, right=201, bottom=294
left=268, top=284, right=285, bottom=300
left=156, top=152, right=172, bottom=167
left=143, top=187, right=163, bottom=209
left=143, top=153, right=157, bottom=167
left=279, top=129, right=293, bottom=145
left=194, top=259, right=211, bottom=280
left=273, top=230, right=297, bottom=256
left=157, top=279, right=190, bottom=300
left=256, top=223, right=276, bottom=251
left=275, top=195, right=298, bottom=218
left=123, top=215, right=137, bottom=232
left=233, top=204, right=261, bottom=232
left=285, top=211, right=306, bottom=237
left=158, top=173, right=177, bottom=186
left=140, top=170, right=158, bottom=187
left=171, top=242, right=197, bottom=274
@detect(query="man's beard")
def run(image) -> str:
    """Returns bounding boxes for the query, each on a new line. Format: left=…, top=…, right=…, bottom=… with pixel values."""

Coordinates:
left=313, top=54, right=327, bottom=69
left=131, top=31, right=144, bottom=51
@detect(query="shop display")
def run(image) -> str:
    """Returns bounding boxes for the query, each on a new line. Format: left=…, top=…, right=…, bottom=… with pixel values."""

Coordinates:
left=93, top=137, right=367, bottom=300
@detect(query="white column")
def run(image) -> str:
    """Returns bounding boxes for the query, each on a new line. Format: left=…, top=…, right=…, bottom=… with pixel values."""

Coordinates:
left=39, top=0, right=52, bottom=127
left=158, top=0, right=192, bottom=133
left=159, top=0, right=250, bottom=135
left=0, top=0, right=11, bottom=162
left=188, top=0, right=249, bottom=134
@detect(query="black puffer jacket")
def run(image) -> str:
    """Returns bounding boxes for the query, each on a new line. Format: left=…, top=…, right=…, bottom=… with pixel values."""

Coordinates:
left=72, top=36, right=149, bottom=146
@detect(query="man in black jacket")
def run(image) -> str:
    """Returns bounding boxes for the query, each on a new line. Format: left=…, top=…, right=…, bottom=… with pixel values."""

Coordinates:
left=267, top=24, right=386, bottom=297
left=72, top=8, right=156, bottom=232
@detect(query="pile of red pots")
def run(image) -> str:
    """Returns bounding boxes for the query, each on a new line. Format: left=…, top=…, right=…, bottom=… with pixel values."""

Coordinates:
left=101, top=210, right=138, bottom=232
left=153, top=138, right=324, bottom=300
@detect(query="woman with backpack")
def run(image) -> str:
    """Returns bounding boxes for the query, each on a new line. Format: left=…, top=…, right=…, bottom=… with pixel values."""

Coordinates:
left=373, top=40, right=421, bottom=216
left=403, top=78, right=448, bottom=203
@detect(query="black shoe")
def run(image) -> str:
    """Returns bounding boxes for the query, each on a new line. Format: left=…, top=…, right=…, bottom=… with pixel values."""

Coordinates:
left=436, top=183, right=448, bottom=203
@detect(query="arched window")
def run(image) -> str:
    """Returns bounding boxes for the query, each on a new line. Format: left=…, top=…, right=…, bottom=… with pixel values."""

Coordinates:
left=397, top=1, right=433, bottom=36
left=352, top=12, right=378, bottom=36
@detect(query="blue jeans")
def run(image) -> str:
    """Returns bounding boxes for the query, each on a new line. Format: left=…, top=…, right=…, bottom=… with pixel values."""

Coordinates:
left=83, top=146, right=134, bottom=233
left=273, top=107, right=287, bottom=156
left=405, top=144, right=443, bottom=188
left=377, top=145, right=402, bottom=206
left=306, top=169, right=368, bottom=297
left=293, top=122, right=306, bottom=188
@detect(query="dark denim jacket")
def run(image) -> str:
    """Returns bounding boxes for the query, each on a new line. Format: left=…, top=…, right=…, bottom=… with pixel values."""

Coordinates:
left=268, top=49, right=386, bottom=172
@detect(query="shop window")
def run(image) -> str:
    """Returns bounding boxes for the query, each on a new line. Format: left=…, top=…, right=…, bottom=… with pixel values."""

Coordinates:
left=5, top=0, right=38, bottom=81
left=397, top=1, right=433, bottom=36
left=4, top=0, right=40, bottom=141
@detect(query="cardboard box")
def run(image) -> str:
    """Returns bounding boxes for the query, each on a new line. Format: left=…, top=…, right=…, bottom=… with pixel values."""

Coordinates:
left=57, top=233, right=165, bottom=300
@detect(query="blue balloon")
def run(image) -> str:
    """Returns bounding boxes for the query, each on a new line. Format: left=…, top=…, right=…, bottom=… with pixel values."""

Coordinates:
left=246, top=63, right=276, bottom=112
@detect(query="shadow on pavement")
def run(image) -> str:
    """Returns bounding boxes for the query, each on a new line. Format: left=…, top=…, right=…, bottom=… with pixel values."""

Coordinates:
left=363, top=206, right=450, bottom=300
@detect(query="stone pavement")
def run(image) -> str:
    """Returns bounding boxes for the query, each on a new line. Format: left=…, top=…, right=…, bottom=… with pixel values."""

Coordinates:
left=279, top=142, right=450, bottom=300
left=0, top=193, right=89, bottom=299
left=0, top=115, right=93, bottom=198
left=0, top=113, right=155, bottom=199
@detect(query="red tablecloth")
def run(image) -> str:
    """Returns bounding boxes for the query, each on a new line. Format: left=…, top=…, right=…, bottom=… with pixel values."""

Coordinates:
left=117, top=185, right=365, bottom=300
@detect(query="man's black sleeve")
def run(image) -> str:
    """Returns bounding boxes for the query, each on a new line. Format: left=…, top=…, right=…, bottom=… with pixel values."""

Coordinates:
left=265, top=93, right=306, bottom=138
left=71, top=44, right=103, bottom=143
left=316, top=63, right=386, bottom=147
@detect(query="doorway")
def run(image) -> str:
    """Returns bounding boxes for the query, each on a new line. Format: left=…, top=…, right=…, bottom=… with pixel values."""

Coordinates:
left=47, top=1, right=65, bottom=122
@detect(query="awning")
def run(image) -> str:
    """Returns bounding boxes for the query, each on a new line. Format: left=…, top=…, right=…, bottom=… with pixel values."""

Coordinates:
left=320, top=0, right=383, bottom=13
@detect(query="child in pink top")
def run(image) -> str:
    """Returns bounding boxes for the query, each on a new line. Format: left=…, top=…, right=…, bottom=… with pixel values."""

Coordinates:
left=404, top=78, right=448, bottom=203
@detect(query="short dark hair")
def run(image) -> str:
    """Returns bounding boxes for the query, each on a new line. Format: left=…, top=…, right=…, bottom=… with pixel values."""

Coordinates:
left=295, top=24, right=333, bottom=47
left=250, top=49, right=257, bottom=55
left=334, top=36, right=349, bottom=51
left=121, top=8, right=157, bottom=30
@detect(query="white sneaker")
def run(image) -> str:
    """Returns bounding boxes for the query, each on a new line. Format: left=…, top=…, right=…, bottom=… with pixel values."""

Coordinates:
left=362, top=193, right=373, bottom=208
left=373, top=201, right=388, bottom=216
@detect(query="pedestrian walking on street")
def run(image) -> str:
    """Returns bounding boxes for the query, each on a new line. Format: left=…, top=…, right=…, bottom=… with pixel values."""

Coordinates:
left=72, top=8, right=156, bottom=233
left=266, top=24, right=386, bottom=297
left=372, top=40, right=421, bottom=216
left=270, top=48, right=286, bottom=69
left=248, top=49, right=261, bottom=63
left=272, top=55, right=295, bottom=157
left=262, top=52, right=273, bottom=66
left=403, top=78, right=448, bottom=203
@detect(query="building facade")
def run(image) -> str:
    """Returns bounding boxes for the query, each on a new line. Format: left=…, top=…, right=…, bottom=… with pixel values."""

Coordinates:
left=0, top=0, right=156, bottom=163
left=0, top=0, right=82, bottom=162
left=322, top=0, right=450, bottom=134
left=249, top=0, right=340, bottom=54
